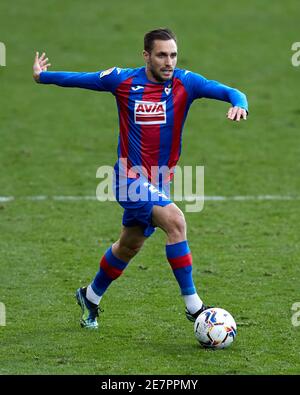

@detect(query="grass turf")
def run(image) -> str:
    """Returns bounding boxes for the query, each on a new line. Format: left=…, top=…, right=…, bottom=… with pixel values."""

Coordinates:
left=0, top=0, right=300, bottom=374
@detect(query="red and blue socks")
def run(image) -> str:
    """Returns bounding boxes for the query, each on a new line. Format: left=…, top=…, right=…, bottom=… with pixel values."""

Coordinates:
left=166, top=240, right=203, bottom=314
left=87, top=247, right=128, bottom=305
left=86, top=241, right=203, bottom=313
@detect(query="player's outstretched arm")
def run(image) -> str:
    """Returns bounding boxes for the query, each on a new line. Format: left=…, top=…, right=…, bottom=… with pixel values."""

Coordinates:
left=32, top=52, right=114, bottom=92
left=33, top=52, right=51, bottom=82
left=187, top=72, right=248, bottom=122
left=202, top=81, right=248, bottom=122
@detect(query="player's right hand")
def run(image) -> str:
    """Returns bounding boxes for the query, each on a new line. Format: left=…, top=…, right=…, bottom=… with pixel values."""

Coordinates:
left=33, top=52, right=51, bottom=82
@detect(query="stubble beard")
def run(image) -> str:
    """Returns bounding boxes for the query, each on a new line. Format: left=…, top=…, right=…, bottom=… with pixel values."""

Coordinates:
left=149, top=64, right=172, bottom=83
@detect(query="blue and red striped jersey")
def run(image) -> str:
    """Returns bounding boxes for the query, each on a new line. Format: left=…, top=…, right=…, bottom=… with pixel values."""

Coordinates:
left=40, top=66, right=248, bottom=184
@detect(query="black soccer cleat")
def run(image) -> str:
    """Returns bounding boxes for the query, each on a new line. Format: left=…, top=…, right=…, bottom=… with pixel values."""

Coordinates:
left=185, top=304, right=213, bottom=323
left=75, top=286, right=100, bottom=329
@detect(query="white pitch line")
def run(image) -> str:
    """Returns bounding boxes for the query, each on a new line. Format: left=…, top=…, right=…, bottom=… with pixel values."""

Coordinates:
left=1, top=195, right=300, bottom=202
left=0, top=196, right=14, bottom=202
left=187, top=195, right=300, bottom=201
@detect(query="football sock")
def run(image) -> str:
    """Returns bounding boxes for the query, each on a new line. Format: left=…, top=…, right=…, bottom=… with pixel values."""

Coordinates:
left=86, top=284, right=102, bottom=306
left=87, top=246, right=128, bottom=305
left=183, top=293, right=203, bottom=314
left=166, top=240, right=197, bottom=297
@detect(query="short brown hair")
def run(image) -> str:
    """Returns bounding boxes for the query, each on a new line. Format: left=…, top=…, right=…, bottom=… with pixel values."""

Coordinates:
left=144, top=28, right=177, bottom=53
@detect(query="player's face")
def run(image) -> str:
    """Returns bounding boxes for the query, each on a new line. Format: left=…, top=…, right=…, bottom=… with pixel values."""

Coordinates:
left=144, top=39, right=177, bottom=83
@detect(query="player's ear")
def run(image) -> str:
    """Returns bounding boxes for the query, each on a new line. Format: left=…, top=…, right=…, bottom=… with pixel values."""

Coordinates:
left=143, top=50, right=150, bottom=63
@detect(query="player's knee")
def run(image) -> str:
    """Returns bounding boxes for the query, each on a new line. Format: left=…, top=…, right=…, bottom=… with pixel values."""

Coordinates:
left=167, top=211, right=186, bottom=238
left=120, top=241, right=143, bottom=259
left=128, top=243, right=143, bottom=257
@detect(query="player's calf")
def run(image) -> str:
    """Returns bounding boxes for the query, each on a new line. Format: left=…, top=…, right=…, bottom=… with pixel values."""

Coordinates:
left=165, top=239, right=212, bottom=321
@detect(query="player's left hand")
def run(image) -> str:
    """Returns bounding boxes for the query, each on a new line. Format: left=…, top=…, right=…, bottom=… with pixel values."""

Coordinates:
left=227, top=106, right=247, bottom=121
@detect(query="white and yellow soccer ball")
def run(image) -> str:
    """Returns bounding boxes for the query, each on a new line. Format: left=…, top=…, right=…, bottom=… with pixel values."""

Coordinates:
left=194, top=308, right=237, bottom=349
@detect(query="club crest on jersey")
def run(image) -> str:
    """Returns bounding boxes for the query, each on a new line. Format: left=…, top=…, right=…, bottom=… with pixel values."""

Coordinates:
left=134, top=100, right=166, bottom=125
left=99, top=67, right=115, bottom=78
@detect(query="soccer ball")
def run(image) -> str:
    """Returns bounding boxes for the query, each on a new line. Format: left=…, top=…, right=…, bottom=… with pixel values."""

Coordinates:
left=194, top=308, right=237, bottom=349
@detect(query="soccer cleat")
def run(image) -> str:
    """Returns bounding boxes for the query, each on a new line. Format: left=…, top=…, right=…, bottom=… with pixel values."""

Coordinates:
left=185, top=304, right=212, bottom=323
left=75, top=287, right=100, bottom=329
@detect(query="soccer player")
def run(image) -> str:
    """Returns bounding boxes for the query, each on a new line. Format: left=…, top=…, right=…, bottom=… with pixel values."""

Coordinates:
left=33, top=28, right=248, bottom=329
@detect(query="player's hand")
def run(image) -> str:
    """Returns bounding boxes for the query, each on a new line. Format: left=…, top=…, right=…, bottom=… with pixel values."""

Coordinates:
left=227, top=106, right=247, bottom=121
left=33, top=52, right=51, bottom=82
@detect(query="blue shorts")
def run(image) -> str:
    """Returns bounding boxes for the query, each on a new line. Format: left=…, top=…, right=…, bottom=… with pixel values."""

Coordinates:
left=113, top=173, right=172, bottom=237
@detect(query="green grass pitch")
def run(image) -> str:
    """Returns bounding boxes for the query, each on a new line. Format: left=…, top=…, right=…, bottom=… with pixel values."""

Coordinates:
left=0, top=0, right=300, bottom=374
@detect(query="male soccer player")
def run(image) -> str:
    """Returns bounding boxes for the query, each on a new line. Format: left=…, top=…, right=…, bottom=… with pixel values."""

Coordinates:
left=33, top=28, right=248, bottom=329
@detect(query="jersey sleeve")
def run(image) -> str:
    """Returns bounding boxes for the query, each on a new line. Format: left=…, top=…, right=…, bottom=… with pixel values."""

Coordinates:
left=39, top=67, right=125, bottom=93
left=183, top=71, right=248, bottom=112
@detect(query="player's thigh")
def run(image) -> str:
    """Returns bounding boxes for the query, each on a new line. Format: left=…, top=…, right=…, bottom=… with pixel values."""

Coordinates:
left=152, top=203, right=186, bottom=234
left=118, top=225, right=147, bottom=250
